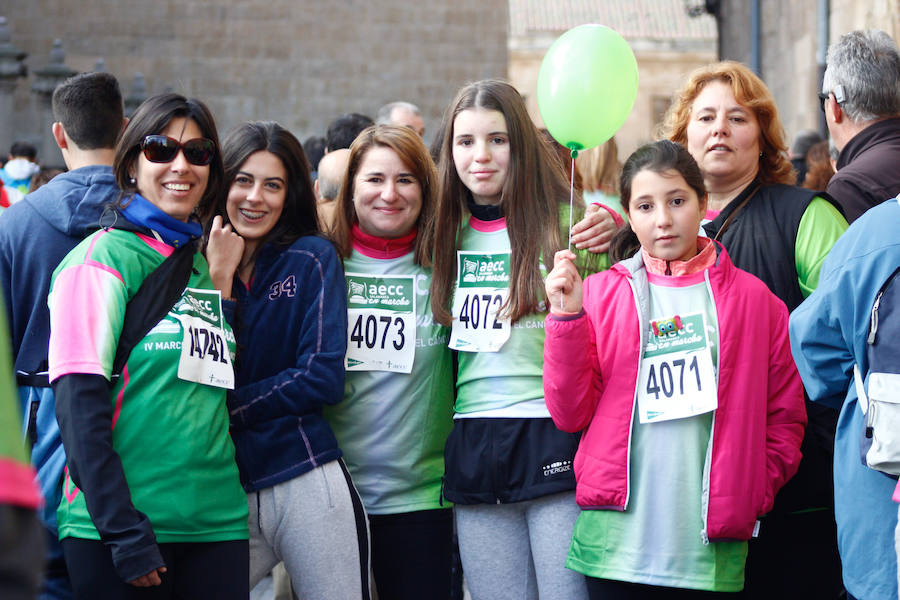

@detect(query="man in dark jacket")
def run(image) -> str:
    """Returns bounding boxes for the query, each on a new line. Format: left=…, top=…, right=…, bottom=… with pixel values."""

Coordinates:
left=0, top=71, right=125, bottom=600
left=823, top=29, right=900, bottom=223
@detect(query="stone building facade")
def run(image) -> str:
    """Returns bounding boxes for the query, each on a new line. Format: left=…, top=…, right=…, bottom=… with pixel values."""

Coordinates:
left=508, top=0, right=717, bottom=160
left=716, top=0, right=900, bottom=147
left=1, top=0, right=509, bottom=166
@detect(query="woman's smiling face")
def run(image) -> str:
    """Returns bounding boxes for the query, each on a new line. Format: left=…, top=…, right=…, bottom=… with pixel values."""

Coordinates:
left=133, top=117, right=210, bottom=222
left=225, top=150, right=287, bottom=255
left=352, top=145, right=423, bottom=239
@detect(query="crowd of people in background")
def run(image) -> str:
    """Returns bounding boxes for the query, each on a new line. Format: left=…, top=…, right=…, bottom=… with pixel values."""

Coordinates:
left=1, top=26, right=900, bottom=600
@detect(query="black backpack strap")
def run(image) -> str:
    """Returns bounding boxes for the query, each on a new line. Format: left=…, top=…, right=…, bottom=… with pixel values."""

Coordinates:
left=111, top=240, right=197, bottom=377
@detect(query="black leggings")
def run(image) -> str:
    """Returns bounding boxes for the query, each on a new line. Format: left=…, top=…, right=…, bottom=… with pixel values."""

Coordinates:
left=369, top=508, right=454, bottom=600
left=586, top=577, right=742, bottom=600
left=61, top=537, right=248, bottom=600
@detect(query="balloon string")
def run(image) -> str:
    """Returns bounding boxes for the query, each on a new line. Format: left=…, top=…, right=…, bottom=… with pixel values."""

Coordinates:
left=563, top=151, right=577, bottom=312
left=567, top=155, right=575, bottom=251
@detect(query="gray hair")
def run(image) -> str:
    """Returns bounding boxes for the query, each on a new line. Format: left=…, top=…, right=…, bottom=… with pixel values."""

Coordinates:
left=828, top=138, right=840, bottom=162
left=316, top=148, right=350, bottom=201
left=376, top=101, right=421, bottom=125
left=317, top=174, right=341, bottom=201
left=823, top=29, right=900, bottom=122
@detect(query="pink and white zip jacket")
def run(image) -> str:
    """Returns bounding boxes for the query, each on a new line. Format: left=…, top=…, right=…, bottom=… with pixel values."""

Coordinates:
left=543, top=240, right=806, bottom=541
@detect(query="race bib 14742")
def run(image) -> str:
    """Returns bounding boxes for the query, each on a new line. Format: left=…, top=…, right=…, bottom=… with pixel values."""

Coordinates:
left=173, top=288, right=235, bottom=389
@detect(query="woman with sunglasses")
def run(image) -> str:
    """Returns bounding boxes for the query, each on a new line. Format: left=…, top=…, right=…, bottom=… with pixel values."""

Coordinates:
left=205, top=121, right=370, bottom=600
left=47, top=93, right=249, bottom=600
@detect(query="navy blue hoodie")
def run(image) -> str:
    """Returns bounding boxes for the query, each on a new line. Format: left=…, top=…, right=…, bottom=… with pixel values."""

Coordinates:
left=0, top=164, right=118, bottom=524
left=225, top=235, right=348, bottom=492
left=0, top=165, right=118, bottom=377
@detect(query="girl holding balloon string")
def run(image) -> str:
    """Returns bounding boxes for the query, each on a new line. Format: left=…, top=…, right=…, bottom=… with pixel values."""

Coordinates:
left=543, top=140, right=806, bottom=598
left=426, top=79, right=610, bottom=599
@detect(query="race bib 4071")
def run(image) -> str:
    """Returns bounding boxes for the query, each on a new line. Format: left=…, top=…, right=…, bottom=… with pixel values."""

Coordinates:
left=637, top=313, right=717, bottom=424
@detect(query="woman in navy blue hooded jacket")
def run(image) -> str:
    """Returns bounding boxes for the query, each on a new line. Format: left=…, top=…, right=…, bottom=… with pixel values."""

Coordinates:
left=205, top=121, right=370, bottom=600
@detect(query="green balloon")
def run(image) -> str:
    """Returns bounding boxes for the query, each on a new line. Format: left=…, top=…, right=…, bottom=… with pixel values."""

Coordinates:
left=537, top=24, right=639, bottom=152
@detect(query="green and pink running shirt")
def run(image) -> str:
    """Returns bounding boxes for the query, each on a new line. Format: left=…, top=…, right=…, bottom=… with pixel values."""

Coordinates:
left=48, top=228, right=248, bottom=544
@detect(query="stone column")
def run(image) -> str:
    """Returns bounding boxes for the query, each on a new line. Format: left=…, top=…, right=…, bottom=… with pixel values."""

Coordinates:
left=0, top=17, right=28, bottom=156
left=124, top=72, right=148, bottom=118
left=31, top=39, right=77, bottom=168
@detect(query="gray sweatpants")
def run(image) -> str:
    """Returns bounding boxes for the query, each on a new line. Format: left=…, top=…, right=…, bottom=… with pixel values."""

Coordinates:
left=248, top=459, right=371, bottom=600
left=455, top=491, right=588, bottom=600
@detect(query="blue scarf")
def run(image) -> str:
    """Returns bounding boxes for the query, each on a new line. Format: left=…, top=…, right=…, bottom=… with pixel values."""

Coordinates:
left=119, top=194, right=202, bottom=248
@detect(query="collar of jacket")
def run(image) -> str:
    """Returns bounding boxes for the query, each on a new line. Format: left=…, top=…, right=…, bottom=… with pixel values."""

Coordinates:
left=118, top=193, right=202, bottom=248
left=351, top=222, right=416, bottom=258
left=837, top=116, right=900, bottom=171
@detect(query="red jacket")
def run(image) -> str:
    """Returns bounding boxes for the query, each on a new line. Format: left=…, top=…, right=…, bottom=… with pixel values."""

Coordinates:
left=543, top=243, right=806, bottom=541
left=0, top=180, right=10, bottom=209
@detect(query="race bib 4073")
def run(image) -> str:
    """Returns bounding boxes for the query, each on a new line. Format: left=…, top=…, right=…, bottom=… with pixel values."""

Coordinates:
left=345, top=273, right=416, bottom=373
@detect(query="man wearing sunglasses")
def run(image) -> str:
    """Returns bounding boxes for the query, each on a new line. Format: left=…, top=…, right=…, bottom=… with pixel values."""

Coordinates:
left=822, top=29, right=900, bottom=224
left=0, top=71, right=127, bottom=600
left=811, top=27, right=900, bottom=600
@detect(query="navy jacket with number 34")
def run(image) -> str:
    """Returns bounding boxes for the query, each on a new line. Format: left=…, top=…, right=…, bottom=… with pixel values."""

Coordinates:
left=224, top=235, right=348, bottom=492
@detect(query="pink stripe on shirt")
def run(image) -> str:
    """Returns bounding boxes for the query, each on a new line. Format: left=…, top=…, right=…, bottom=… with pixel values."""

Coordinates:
left=136, top=232, right=174, bottom=257
left=84, top=230, right=124, bottom=284
left=469, top=215, right=507, bottom=232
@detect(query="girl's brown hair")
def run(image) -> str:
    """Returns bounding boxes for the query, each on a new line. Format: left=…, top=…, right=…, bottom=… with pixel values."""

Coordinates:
left=426, top=79, right=577, bottom=325
left=801, top=140, right=835, bottom=191
left=211, top=121, right=319, bottom=256
left=609, top=140, right=707, bottom=263
left=576, top=137, right=620, bottom=195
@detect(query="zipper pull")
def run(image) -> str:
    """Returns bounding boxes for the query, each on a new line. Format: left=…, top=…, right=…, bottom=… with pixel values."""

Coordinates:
left=868, top=291, right=882, bottom=345
left=866, top=401, right=876, bottom=439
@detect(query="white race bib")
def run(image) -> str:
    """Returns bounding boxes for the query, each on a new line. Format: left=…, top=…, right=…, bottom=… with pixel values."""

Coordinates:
left=344, top=273, right=416, bottom=373
left=637, top=313, right=717, bottom=423
left=174, top=288, right=235, bottom=389
left=449, top=252, right=511, bottom=352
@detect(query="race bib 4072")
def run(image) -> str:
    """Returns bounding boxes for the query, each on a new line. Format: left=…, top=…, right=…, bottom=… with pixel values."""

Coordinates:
left=449, top=252, right=511, bottom=353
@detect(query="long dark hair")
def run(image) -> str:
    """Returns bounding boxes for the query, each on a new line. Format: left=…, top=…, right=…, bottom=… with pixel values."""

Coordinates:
left=212, top=121, right=319, bottom=253
left=332, top=124, right=437, bottom=267
left=609, top=140, right=707, bottom=262
left=114, top=93, right=224, bottom=222
left=426, top=79, right=577, bottom=325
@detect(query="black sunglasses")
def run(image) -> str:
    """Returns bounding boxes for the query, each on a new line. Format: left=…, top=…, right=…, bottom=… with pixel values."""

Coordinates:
left=140, top=135, right=215, bottom=166
left=817, top=92, right=831, bottom=113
